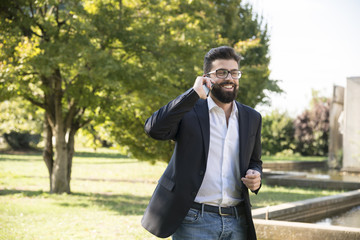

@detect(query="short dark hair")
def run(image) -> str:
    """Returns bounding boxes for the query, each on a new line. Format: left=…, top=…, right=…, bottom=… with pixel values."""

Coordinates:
left=203, top=46, right=241, bottom=74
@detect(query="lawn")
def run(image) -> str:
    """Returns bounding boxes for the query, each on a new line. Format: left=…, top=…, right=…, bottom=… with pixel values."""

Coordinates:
left=262, top=155, right=326, bottom=162
left=0, top=150, right=341, bottom=240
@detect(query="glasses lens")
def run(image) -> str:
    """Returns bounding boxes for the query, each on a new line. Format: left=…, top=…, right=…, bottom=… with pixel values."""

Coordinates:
left=230, top=70, right=241, bottom=79
left=216, top=69, right=228, bottom=78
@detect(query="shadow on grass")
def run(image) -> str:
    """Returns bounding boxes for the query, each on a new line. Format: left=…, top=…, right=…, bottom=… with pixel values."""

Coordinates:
left=74, top=159, right=139, bottom=165
left=74, top=151, right=128, bottom=159
left=82, top=192, right=149, bottom=215
left=0, top=189, right=149, bottom=216
left=0, top=153, right=43, bottom=162
left=0, top=189, right=46, bottom=197
left=0, top=151, right=129, bottom=162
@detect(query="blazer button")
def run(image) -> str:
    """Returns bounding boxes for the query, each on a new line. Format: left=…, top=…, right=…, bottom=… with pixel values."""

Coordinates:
left=191, top=191, right=197, bottom=197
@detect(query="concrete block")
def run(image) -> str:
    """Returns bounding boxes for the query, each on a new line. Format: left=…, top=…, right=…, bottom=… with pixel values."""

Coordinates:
left=343, top=77, right=360, bottom=172
left=328, top=85, right=344, bottom=169
left=254, top=219, right=360, bottom=240
left=252, top=189, right=360, bottom=222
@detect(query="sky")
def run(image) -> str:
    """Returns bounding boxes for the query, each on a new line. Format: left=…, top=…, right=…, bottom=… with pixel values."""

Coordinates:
left=244, top=0, right=360, bottom=117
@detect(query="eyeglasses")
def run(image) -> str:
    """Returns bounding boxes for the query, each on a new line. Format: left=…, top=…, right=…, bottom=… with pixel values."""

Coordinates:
left=206, top=69, right=242, bottom=79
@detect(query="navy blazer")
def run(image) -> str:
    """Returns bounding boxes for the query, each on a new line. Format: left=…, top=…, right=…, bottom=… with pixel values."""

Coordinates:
left=142, top=88, right=262, bottom=240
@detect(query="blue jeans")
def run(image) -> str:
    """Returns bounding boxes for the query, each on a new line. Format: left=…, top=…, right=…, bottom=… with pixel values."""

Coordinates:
left=172, top=207, right=248, bottom=240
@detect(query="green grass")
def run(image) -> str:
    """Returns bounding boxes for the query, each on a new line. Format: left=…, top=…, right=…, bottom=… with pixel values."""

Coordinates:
left=262, top=155, right=326, bottom=162
left=0, top=150, right=341, bottom=239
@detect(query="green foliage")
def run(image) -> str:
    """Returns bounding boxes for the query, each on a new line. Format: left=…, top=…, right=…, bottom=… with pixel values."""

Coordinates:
left=261, top=90, right=330, bottom=157
left=107, top=0, right=281, bottom=162
left=0, top=98, right=44, bottom=135
left=261, top=110, right=295, bottom=156
left=0, top=0, right=127, bottom=125
left=0, top=0, right=281, bottom=162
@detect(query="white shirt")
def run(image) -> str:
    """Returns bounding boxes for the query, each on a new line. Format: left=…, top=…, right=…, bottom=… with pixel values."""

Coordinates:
left=194, top=96, right=242, bottom=207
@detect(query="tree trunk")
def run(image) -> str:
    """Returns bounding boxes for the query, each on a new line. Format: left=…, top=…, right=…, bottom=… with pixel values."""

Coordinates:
left=66, top=126, right=77, bottom=190
left=43, top=70, right=80, bottom=194
left=51, top=129, right=70, bottom=193
left=51, top=69, right=71, bottom=194
left=43, top=114, right=54, bottom=193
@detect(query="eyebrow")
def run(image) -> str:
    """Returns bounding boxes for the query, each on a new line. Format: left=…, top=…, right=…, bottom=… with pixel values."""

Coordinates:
left=217, top=68, right=239, bottom=71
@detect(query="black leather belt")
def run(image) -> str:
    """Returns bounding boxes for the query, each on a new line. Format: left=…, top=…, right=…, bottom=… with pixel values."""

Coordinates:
left=192, top=202, right=245, bottom=217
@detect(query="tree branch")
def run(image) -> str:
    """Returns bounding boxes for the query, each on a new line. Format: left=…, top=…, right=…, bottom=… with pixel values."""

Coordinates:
left=23, top=95, right=45, bottom=109
left=55, top=5, right=66, bottom=27
left=65, top=100, right=79, bottom=130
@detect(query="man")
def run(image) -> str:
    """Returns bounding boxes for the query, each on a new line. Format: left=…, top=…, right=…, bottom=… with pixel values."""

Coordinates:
left=142, top=46, right=262, bottom=240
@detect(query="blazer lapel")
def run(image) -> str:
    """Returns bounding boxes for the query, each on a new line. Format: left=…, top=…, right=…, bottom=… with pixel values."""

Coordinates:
left=236, top=102, right=249, bottom=177
left=194, top=99, right=210, bottom=162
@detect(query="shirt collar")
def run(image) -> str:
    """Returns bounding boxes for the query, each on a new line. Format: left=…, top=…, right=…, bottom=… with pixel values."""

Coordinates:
left=207, top=96, right=238, bottom=115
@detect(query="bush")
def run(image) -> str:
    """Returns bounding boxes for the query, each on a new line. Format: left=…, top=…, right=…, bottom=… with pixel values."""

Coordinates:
left=261, top=90, right=330, bottom=157
left=261, top=110, right=295, bottom=155
left=293, top=96, right=330, bottom=156
left=3, top=131, right=41, bottom=150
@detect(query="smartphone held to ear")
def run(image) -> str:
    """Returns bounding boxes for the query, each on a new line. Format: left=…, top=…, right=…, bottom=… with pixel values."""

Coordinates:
left=203, top=84, right=210, bottom=96
left=202, top=83, right=213, bottom=96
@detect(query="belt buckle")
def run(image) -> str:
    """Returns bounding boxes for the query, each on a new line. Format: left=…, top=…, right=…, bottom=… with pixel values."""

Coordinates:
left=218, top=206, right=231, bottom=216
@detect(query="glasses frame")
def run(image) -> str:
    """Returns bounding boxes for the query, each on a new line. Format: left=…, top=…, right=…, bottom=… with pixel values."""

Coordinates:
left=206, top=69, right=242, bottom=79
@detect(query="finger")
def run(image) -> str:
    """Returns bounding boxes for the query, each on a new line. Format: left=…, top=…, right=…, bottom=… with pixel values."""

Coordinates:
left=247, top=169, right=260, bottom=176
left=244, top=174, right=258, bottom=179
left=241, top=177, right=255, bottom=185
left=193, top=76, right=209, bottom=99
left=202, top=76, right=213, bottom=89
left=245, top=179, right=260, bottom=188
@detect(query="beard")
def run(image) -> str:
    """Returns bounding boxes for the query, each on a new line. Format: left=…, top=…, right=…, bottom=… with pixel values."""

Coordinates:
left=211, top=81, right=238, bottom=103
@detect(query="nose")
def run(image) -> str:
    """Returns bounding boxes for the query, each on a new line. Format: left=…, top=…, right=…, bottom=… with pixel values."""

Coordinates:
left=225, top=71, right=233, bottom=80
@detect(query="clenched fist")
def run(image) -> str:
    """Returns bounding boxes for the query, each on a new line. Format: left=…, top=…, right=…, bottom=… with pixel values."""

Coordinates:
left=241, top=169, right=261, bottom=191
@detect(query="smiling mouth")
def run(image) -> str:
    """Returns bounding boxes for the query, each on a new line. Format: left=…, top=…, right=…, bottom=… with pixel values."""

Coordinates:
left=222, top=84, right=234, bottom=89
left=219, top=82, right=237, bottom=89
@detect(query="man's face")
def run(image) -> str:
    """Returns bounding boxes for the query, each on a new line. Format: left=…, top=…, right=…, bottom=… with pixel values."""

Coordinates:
left=208, top=59, right=239, bottom=103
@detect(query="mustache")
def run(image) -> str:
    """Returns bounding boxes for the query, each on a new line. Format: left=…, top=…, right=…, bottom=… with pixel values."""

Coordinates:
left=212, top=81, right=238, bottom=88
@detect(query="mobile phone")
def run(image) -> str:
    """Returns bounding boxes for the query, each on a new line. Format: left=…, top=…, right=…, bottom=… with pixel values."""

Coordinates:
left=203, top=83, right=213, bottom=96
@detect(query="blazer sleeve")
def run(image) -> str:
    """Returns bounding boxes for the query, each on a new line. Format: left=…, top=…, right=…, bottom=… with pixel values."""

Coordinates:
left=144, top=88, right=200, bottom=141
left=248, top=113, right=263, bottom=194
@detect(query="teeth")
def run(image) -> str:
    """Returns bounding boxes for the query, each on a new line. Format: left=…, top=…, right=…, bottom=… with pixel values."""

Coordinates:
left=223, top=85, right=233, bottom=89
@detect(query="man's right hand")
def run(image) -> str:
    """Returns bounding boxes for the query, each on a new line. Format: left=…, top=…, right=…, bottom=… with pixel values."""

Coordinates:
left=193, top=76, right=213, bottom=99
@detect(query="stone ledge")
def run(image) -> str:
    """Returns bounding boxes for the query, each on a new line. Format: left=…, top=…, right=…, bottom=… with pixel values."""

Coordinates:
left=254, top=219, right=360, bottom=240
left=342, top=167, right=360, bottom=173
left=252, top=189, right=360, bottom=222
left=262, top=160, right=327, bottom=171
left=265, top=174, right=360, bottom=190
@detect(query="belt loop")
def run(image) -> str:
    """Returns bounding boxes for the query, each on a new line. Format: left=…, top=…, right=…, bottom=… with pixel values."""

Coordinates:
left=201, top=203, right=205, bottom=218
left=234, top=206, right=239, bottom=219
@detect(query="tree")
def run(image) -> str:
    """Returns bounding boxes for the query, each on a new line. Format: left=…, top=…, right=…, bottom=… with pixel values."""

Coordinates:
left=107, top=0, right=282, bottom=162
left=0, top=0, right=135, bottom=193
left=215, top=0, right=282, bottom=107
left=294, top=91, right=330, bottom=156
left=0, top=0, right=281, bottom=194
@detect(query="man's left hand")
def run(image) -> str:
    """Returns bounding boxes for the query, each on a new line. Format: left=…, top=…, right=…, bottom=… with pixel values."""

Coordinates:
left=241, top=169, right=261, bottom=191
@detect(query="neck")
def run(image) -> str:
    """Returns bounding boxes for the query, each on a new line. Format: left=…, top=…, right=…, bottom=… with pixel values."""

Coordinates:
left=210, top=95, right=233, bottom=116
